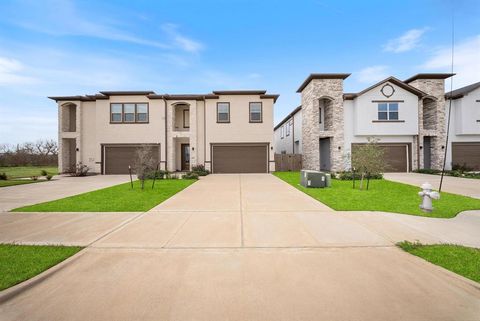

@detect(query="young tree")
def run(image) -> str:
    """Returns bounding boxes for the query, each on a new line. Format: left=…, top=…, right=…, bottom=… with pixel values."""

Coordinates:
left=133, top=145, right=156, bottom=189
left=351, top=137, right=386, bottom=190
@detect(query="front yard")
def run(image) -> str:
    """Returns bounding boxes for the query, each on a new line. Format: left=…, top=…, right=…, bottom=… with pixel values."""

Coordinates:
left=12, top=178, right=196, bottom=212
left=0, top=244, right=82, bottom=291
left=398, top=242, right=480, bottom=283
left=274, top=171, right=480, bottom=218
left=0, top=166, right=58, bottom=188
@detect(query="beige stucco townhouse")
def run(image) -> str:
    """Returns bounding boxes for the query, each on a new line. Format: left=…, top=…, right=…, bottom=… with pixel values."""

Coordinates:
left=50, top=90, right=278, bottom=174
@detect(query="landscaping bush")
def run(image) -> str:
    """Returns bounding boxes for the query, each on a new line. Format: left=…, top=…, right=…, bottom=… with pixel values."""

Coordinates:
left=46, top=174, right=53, bottom=181
left=145, top=170, right=169, bottom=179
left=0, top=172, right=7, bottom=180
left=182, top=172, right=199, bottom=180
left=192, top=164, right=210, bottom=176
left=40, top=169, right=48, bottom=176
left=414, top=168, right=441, bottom=174
left=69, top=162, right=89, bottom=177
left=337, top=171, right=383, bottom=181
left=31, top=176, right=38, bottom=181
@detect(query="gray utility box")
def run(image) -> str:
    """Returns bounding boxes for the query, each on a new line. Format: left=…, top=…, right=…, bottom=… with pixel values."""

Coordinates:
left=300, top=170, right=326, bottom=188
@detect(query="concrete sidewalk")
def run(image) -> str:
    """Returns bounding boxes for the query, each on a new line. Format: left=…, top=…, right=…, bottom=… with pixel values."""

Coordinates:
left=384, top=172, right=480, bottom=199
left=0, top=175, right=130, bottom=211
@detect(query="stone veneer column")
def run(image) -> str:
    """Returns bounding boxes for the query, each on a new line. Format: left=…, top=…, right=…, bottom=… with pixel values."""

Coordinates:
left=409, top=79, right=447, bottom=170
left=301, top=79, right=345, bottom=171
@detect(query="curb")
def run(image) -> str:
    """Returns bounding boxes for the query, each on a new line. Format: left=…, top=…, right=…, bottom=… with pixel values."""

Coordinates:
left=0, top=248, right=87, bottom=304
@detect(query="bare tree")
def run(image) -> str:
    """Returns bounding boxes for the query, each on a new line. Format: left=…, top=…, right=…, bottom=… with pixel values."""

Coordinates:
left=351, top=137, right=386, bottom=190
left=133, top=145, right=156, bottom=189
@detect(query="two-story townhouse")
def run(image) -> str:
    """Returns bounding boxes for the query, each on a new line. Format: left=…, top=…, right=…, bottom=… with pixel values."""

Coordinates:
left=444, top=82, right=480, bottom=170
left=274, top=73, right=458, bottom=172
left=50, top=90, right=278, bottom=174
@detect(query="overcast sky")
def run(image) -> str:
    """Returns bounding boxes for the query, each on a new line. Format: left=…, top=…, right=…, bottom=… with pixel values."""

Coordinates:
left=0, top=0, right=479, bottom=144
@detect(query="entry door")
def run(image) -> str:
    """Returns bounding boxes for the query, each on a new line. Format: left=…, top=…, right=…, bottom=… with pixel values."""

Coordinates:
left=320, top=138, right=331, bottom=171
left=181, top=144, right=190, bottom=171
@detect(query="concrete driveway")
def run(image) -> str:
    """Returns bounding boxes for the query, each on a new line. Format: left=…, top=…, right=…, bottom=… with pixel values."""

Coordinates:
left=384, top=172, right=480, bottom=199
left=0, top=174, right=130, bottom=211
left=1, top=174, right=479, bottom=321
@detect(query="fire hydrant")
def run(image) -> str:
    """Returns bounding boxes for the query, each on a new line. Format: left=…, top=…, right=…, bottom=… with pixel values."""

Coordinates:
left=418, top=182, right=440, bottom=212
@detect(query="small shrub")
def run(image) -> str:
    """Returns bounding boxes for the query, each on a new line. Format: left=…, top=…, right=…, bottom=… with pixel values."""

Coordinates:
left=69, top=162, right=90, bottom=177
left=46, top=174, right=53, bottom=181
left=329, top=172, right=337, bottom=179
left=414, top=168, right=441, bottom=175
left=31, top=176, right=38, bottom=181
left=145, top=170, right=169, bottom=179
left=40, top=170, right=48, bottom=176
left=182, top=172, right=199, bottom=180
left=0, top=172, right=7, bottom=180
left=337, top=171, right=383, bottom=181
left=192, top=164, right=210, bottom=176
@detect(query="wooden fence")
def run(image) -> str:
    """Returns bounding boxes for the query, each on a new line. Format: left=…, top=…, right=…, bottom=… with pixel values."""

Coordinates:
left=274, top=154, right=302, bottom=172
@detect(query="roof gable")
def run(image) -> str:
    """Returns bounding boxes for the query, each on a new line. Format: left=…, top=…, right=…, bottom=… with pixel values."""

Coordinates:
left=350, top=77, right=427, bottom=99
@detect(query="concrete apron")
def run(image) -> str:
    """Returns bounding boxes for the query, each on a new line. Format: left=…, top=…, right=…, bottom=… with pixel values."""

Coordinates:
left=1, top=174, right=480, bottom=320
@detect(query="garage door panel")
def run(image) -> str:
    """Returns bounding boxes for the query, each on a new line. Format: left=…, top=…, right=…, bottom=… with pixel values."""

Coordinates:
left=104, top=145, right=159, bottom=174
left=452, top=142, right=480, bottom=170
left=352, top=143, right=409, bottom=172
left=212, top=145, right=267, bottom=173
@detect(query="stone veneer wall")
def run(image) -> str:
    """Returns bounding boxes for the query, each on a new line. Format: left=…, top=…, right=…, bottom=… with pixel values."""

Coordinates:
left=301, top=79, right=344, bottom=171
left=409, top=79, right=447, bottom=170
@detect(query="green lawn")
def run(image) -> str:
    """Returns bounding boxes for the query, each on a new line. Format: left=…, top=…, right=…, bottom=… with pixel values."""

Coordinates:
left=274, top=171, right=480, bottom=218
left=12, top=179, right=196, bottom=212
left=0, top=244, right=82, bottom=291
left=398, top=241, right=480, bottom=283
left=0, top=166, right=58, bottom=179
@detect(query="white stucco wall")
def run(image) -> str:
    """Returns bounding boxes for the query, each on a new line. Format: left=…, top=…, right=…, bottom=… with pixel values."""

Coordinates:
left=445, top=87, right=480, bottom=169
left=353, top=82, right=419, bottom=136
left=274, top=109, right=302, bottom=154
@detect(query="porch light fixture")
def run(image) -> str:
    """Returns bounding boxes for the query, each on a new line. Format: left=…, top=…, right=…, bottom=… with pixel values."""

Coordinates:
left=338, top=146, right=341, bottom=150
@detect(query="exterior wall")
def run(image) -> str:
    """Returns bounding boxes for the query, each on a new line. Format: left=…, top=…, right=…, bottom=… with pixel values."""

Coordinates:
left=205, top=94, right=275, bottom=172
left=453, top=86, right=480, bottom=135
left=445, top=87, right=480, bottom=169
left=353, top=82, right=419, bottom=136
left=301, top=79, right=344, bottom=171
left=293, top=110, right=302, bottom=154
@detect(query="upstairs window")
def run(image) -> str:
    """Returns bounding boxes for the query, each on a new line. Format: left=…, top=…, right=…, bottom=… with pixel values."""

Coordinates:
left=124, top=104, right=135, bottom=122
left=110, top=103, right=149, bottom=123
left=378, top=103, right=399, bottom=120
left=286, top=121, right=290, bottom=136
left=280, top=125, right=284, bottom=139
left=249, top=102, right=263, bottom=123
left=111, top=104, right=123, bottom=123
left=217, top=102, right=230, bottom=123
left=136, top=104, right=148, bottom=122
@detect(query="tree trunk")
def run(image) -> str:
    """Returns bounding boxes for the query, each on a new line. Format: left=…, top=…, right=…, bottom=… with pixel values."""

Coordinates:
left=359, top=173, right=365, bottom=190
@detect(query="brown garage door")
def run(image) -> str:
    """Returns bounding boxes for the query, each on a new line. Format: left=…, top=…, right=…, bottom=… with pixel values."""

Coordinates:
left=104, top=145, right=160, bottom=174
left=352, top=143, right=410, bottom=172
left=212, top=144, right=268, bottom=173
left=452, top=142, right=480, bottom=170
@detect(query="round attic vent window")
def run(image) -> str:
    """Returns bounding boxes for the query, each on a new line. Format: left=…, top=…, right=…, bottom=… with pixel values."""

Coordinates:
left=381, top=84, right=395, bottom=98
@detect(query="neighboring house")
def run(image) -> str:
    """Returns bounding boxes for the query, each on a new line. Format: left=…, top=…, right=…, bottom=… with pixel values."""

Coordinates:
left=274, top=106, right=302, bottom=154
left=445, top=82, right=480, bottom=170
left=274, top=73, right=480, bottom=172
left=50, top=90, right=278, bottom=174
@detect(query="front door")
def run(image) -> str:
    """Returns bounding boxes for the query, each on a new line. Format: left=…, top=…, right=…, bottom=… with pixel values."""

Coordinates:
left=181, top=144, right=190, bottom=171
